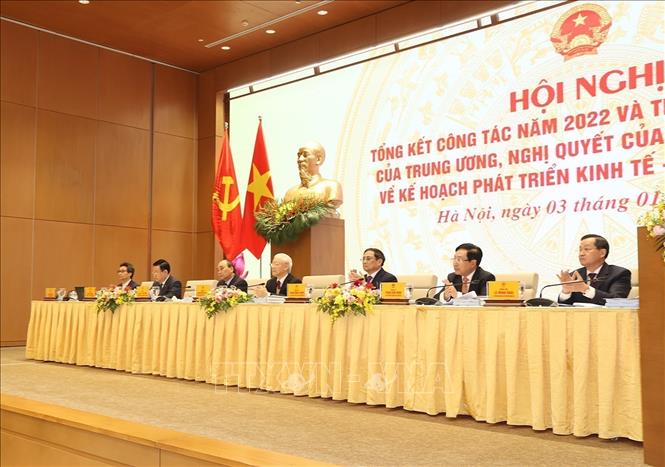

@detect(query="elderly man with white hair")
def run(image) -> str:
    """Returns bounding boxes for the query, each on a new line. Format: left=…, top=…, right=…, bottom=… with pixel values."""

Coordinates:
left=264, top=253, right=302, bottom=296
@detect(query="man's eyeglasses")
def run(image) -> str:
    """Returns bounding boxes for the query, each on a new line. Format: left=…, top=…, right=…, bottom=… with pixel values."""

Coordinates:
left=450, top=257, right=469, bottom=263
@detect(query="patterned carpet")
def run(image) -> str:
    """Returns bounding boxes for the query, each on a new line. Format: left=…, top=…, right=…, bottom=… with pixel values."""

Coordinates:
left=1, top=347, right=644, bottom=466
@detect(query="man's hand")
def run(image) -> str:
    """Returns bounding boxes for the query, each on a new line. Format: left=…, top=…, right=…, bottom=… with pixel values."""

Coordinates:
left=557, top=270, right=589, bottom=294
left=348, top=269, right=363, bottom=281
left=443, top=280, right=457, bottom=301
left=254, top=285, right=268, bottom=298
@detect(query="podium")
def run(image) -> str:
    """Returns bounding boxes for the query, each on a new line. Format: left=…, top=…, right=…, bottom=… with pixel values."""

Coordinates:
left=271, top=218, right=344, bottom=279
left=637, top=226, right=664, bottom=466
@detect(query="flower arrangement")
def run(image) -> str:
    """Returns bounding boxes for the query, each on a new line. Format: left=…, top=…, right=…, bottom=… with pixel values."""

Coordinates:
left=315, top=279, right=380, bottom=324
left=255, top=196, right=336, bottom=244
left=95, top=287, right=136, bottom=313
left=638, top=189, right=665, bottom=262
left=199, top=286, right=251, bottom=318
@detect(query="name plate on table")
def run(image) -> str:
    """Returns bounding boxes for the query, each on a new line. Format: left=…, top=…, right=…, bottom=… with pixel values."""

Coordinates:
left=380, top=282, right=409, bottom=305
left=487, top=281, right=520, bottom=299
left=135, top=286, right=150, bottom=300
left=83, top=287, right=97, bottom=300
left=285, top=283, right=309, bottom=303
left=196, top=284, right=211, bottom=297
left=485, top=281, right=524, bottom=307
left=44, top=288, right=56, bottom=300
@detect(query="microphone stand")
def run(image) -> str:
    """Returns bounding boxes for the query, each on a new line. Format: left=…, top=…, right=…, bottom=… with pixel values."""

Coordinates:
left=526, top=278, right=590, bottom=307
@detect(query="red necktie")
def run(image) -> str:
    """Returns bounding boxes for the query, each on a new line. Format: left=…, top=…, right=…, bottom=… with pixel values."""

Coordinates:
left=462, top=278, right=470, bottom=294
left=276, top=280, right=282, bottom=294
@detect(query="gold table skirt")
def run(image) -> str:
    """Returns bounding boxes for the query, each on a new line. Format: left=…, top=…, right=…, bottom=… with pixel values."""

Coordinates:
left=25, top=301, right=642, bottom=441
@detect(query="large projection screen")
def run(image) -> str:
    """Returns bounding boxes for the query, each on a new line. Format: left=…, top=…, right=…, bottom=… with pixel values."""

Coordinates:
left=229, top=0, right=664, bottom=298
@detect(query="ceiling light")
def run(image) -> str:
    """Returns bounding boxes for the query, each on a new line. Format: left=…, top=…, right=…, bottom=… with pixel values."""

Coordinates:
left=197, top=39, right=204, bottom=42
left=317, top=10, right=328, bottom=16
left=266, top=29, right=276, bottom=34
left=241, top=20, right=249, bottom=27
left=221, top=46, right=231, bottom=50
left=78, top=0, right=90, bottom=4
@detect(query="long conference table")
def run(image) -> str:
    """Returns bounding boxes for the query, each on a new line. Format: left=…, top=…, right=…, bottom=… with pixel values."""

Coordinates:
left=25, top=301, right=642, bottom=441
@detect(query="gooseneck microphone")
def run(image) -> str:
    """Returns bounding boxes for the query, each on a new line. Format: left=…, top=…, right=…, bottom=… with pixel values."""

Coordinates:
left=247, top=282, right=266, bottom=288
left=415, top=280, right=479, bottom=306
left=525, top=276, right=606, bottom=307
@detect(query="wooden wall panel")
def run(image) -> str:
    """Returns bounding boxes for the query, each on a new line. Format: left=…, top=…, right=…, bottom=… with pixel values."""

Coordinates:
left=1, top=102, right=35, bottom=218
left=375, top=0, right=442, bottom=43
left=35, top=110, right=96, bottom=223
left=152, top=133, right=195, bottom=232
left=93, top=225, right=149, bottom=287
left=269, top=36, right=318, bottom=78
left=32, top=220, right=94, bottom=298
left=0, top=216, right=33, bottom=344
left=196, top=136, right=215, bottom=233
left=151, top=230, right=193, bottom=286
left=197, top=71, right=215, bottom=139
left=193, top=232, right=214, bottom=280
left=318, top=16, right=377, bottom=65
left=37, top=32, right=99, bottom=120
left=0, top=20, right=38, bottom=106
left=95, top=122, right=150, bottom=228
left=214, top=51, right=271, bottom=93
left=99, top=50, right=152, bottom=130
left=154, top=66, right=196, bottom=139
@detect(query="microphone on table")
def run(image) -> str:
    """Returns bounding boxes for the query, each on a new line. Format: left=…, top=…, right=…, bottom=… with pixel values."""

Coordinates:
left=415, top=280, right=479, bottom=306
left=525, top=276, right=606, bottom=307
left=247, top=282, right=266, bottom=288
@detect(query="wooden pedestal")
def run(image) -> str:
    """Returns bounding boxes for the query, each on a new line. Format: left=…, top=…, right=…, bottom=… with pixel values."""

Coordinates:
left=271, top=218, right=345, bottom=279
left=637, top=227, right=664, bottom=466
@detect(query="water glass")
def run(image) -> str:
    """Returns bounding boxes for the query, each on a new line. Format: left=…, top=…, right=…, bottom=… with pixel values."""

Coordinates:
left=149, top=286, right=160, bottom=302
left=68, top=290, right=78, bottom=301
left=56, top=288, right=66, bottom=301
left=405, top=284, right=414, bottom=300
left=305, top=284, right=314, bottom=299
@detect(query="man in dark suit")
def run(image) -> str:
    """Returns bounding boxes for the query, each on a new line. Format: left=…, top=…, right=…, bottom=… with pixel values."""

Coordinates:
left=216, top=259, right=248, bottom=292
left=151, top=259, right=182, bottom=301
left=558, top=234, right=631, bottom=305
left=434, top=243, right=495, bottom=301
left=348, top=248, right=398, bottom=289
left=264, top=253, right=301, bottom=296
left=116, top=262, right=139, bottom=290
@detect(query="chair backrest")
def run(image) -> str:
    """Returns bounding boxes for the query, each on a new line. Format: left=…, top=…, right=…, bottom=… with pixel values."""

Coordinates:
left=185, top=279, right=218, bottom=288
left=302, top=275, right=346, bottom=299
left=493, top=272, right=539, bottom=300
left=185, top=279, right=218, bottom=297
left=628, top=268, right=639, bottom=298
left=396, top=274, right=438, bottom=299
left=245, top=277, right=270, bottom=288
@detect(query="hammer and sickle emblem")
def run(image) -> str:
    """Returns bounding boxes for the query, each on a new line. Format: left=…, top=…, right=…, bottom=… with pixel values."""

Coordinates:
left=212, top=176, right=240, bottom=220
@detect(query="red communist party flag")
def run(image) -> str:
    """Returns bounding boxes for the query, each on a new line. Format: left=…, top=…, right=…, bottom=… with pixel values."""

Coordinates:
left=212, top=127, right=243, bottom=259
left=241, top=118, right=274, bottom=259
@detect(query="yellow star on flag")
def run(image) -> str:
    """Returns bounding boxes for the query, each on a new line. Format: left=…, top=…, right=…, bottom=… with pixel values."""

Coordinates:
left=246, top=163, right=273, bottom=210
left=572, top=13, right=587, bottom=27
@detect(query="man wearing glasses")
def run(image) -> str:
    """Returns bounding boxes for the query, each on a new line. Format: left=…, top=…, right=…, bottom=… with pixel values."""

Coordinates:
left=116, top=262, right=139, bottom=290
left=348, top=248, right=397, bottom=288
left=434, top=243, right=495, bottom=301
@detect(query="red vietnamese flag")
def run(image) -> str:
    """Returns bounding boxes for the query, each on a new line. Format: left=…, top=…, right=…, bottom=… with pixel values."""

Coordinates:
left=212, top=127, right=243, bottom=259
left=241, top=118, right=274, bottom=259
